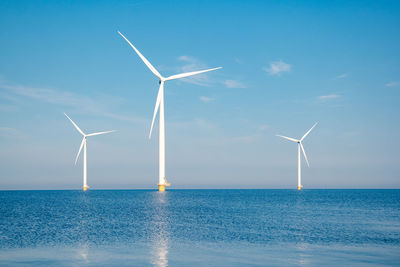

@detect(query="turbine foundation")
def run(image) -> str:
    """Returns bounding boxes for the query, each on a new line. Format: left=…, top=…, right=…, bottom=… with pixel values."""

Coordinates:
left=83, top=186, right=89, bottom=191
left=158, top=182, right=170, bottom=192
left=297, top=185, right=303, bottom=190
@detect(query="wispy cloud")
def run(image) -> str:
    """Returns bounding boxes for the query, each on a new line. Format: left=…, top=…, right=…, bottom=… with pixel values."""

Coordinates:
left=0, top=127, right=26, bottom=140
left=0, top=80, right=145, bottom=123
left=175, top=56, right=219, bottom=86
left=199, top=96, right=214, bottom=103
left=1, top=83, right=93, bottom=107
left=223, top=79, right=246, bottom=89
left=172, top=118, right=261, bottom=145
left=318, top=94, right=341, bottom=100
left=334, top=73, right=348, bottom=80
left=263, top=60, right=291, bottom=76
left=234, top=58, right=242, bottom=64
left=177, top=55, right=197, bottom=64
left=169, top=118, right=219, bottom=136
left=225, top=134, right=259, bottom=144
left=385, top=81, right=399, bottom=87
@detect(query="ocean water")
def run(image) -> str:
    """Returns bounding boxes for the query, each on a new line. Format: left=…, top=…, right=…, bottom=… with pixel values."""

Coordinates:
left=0, top=189, right=399, bottom=266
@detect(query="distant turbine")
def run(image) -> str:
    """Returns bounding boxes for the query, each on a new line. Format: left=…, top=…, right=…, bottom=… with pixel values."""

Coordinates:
left=118, top=31, right=222, bottom=192
left=64, top=113, right=115, bottom=191
left=276, top=123, right=318, bottom=190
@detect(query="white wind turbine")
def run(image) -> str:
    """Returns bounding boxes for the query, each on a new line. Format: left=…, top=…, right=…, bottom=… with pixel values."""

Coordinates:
left=64, top=113, right=115, bottom=191
left=276, top=123, right=318, bottom=190
left=118, top=31, right=222, bottom=192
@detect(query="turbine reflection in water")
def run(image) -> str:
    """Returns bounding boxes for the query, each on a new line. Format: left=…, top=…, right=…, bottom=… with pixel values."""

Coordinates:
left=150, top=191, right=170, bottom=267
left=79, top=243, right=89, bottom=263
left=296, top=242, right=310, bottom=266
left=77, top=191, right=91, bottom=264
left=293, top=191, right=311, bottom=266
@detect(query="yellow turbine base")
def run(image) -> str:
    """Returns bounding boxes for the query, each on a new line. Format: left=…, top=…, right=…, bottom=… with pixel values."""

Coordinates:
left=297, top=185, right=303, bottom=190
left=83, top=186, right=88, bottom=191
left=158, top=182, right=170, bottom=192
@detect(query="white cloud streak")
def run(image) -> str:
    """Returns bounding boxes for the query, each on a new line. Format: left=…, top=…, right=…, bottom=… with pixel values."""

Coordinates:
left=334, top=73, right=348, bottom=80
left=318, top=94, right=341, bottom=100
left=0, top=81, right=145, bottom=123
left=175, top=56, right=218, bottom=86
left=263, top=61, right=291, bottom=76
left=223, top=79, right=246, bottom=89
left=225, top=134, right=259, bottom=144
left=385, top=81, right=399, bottom=87
left=0, top=127, right=26, bottom=139
left=199, top=96, right=214, bottom=103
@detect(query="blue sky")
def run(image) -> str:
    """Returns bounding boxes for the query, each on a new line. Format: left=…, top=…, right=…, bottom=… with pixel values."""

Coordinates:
left=0, top=0, right=399, bottom=189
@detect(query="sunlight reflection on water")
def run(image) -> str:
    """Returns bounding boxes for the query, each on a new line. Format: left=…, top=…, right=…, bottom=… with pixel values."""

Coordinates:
left=150, top=192, right=169, bottom=267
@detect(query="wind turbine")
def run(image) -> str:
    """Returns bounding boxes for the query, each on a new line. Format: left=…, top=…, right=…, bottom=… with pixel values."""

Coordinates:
left=64, top=113, right=115, bottom=191
left=118, top=31, right=222, bottom=192
left=276, top=123, right=318, bottom=190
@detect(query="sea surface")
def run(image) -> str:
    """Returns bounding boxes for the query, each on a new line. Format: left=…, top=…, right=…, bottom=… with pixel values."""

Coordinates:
left=0, top=189, right=399, bottom=266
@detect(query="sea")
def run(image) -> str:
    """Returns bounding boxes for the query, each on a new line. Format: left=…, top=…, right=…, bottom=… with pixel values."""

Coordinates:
left=0, top=189, right=399, bottom=266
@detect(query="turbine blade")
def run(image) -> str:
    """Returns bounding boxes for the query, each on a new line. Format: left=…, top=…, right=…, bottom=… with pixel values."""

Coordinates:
left=301, top=122, right=318, bottom=141
left=64, top=113, right=85, bottom=136
left=149, top=83, right=163, bottom=139
left=276, top=134, right=299, bottom=143
left=75, top=138, right=85, bottom=165
left=165, top=67, right=222, bottom=81
left=117, top=31, right=163, bottom=79
left=86, top=130, right=116, bottom=137
left=300, top=142, right=310, bottom=167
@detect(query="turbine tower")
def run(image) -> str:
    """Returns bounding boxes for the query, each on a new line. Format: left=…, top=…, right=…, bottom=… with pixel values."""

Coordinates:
left=118, top=31, right=222, bottom=192
left=64, top=113, right=115, bottom=191
left=276, top=123, right=317, bottom=190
